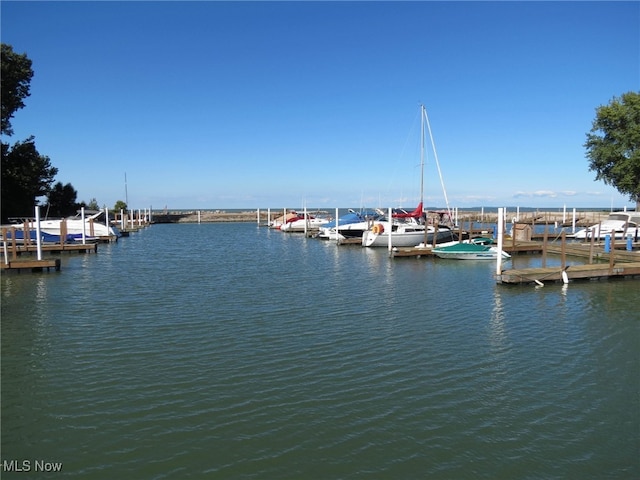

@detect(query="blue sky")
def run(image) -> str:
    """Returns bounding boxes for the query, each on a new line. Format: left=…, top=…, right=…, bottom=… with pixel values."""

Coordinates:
left=2, top=1, right=638, bottom=211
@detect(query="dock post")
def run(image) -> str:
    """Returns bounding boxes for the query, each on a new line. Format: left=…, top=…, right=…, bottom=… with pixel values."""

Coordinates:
left=542, top=226, right=548, bottom=268
left=496, top=207, right=504, bottom=276
left=627, top=236, right=633, bottom=251
left=388, top=207, right=392, bottom=254
left=35, top=205, right=43, bottom=261
left=604, top=234, right=611, bottom=253
left=81, top=207, right=86, bottom=244
left=335, top=208, right=339, bottom=244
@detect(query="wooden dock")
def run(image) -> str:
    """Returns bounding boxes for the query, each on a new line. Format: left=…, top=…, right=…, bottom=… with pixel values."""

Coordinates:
left=1, top=258, right=61, bottom=272
left=391, top=240, right=545, bottom=258
left=497, top=262, right=640, bottom=285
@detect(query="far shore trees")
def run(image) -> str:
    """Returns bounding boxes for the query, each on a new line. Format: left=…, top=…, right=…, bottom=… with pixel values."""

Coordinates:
left=584, top=91, right=640, bottom=211
left=113, top=200, right=128, bottom=213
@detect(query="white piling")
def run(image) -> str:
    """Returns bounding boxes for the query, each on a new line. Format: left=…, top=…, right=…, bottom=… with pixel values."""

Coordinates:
left=120, top=209, right=125, bottom=230
left=256, top=208, right=260, bottom=225
left=572, top=208, right=576, bottom=234
left=335, top=208, right=339, bottom=244
left=563, top=204, right=567, bottom=224
left=104, top=207, right=110, bottom=236
left=3, top=241, right=8, bottom=265
left=304, top=203, right=308, bottom=236
left=388, top=207, right=392, bottom=253
left=197, top=210, right=201, bottom=224
left=35, top=205, right=43, bottom=260
left=496, top=207, right=504, bottom=276
left=81, top=206, right=86, bottom=245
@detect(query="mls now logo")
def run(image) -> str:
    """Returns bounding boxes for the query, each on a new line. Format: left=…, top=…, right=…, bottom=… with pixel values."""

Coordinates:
left=2, top=459, right=63, bottom=472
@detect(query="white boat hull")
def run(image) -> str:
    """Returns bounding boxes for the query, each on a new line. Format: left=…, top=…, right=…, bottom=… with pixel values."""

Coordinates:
left=432, top=247, right=510, bottom=260
left=362, top=222, right=427, bottom=248
left=571, top=212, right=640, bottom=240
left=280, top=218, right=329, bottom=232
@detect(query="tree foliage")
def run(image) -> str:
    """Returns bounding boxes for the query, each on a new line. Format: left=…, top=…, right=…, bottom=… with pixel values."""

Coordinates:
left=584, top=91, right=640, bottom=208
left=46, top=182, right=79, bottom=218
left=1, top=43, right=64, bottom=222
left=1, top=137, right=58, bottom=220
left=1, top=43, right=33, bottom=136
left=113, top=200, right=128, bottom=212
left=86, top=198, right=100, bottom=211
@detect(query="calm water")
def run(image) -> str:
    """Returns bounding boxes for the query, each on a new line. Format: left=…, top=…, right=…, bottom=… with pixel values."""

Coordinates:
left=1, top=223, right=638, bottom=479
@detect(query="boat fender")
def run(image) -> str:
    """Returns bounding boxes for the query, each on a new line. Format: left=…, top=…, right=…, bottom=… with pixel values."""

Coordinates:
left=372, top=223, right=384, bottom=234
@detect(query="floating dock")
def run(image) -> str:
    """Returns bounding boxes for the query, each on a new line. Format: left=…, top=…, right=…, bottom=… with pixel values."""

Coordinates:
left=1, top=258, right=61, bottom=272
left=497, top=262, right=640, bottom=285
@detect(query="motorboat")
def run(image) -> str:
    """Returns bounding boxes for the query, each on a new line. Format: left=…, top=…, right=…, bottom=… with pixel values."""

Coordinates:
left=317, top=209, right=384, bottom=240
left=1, top=228, right=92, bottom=245
left=571, top=211, right=640, bottom=240
left=432, top=241, right=511, bottom=260
left=19, top=210, right=119, bottom=238
left=269, top=211, right=300, bottom=229
left=280, top=214, right=329, bottom=232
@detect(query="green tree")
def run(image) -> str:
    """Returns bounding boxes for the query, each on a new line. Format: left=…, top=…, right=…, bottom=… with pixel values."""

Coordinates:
left=114, top=200, right=128, bottom=212
left=1, top=43, right=33, bottom=136
left=46, top=182, right=79, bottom=217
left=86, top=198, right=100, bottom=211
left=1, top=137, right=58, bottom=221
left=1, top=43, right=61, bottom=222
left=584, top=91, right=640, bottom=210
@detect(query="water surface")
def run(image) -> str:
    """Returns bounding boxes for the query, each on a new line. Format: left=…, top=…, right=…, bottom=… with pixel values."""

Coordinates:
left=2, top=223, right=638, bottom=479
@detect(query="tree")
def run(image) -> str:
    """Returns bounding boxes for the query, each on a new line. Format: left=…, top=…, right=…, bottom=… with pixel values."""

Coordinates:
left=46, top=182, right=79, bottom=218
left=1, top=43, right=62, bottom=222
left=113, top=200, right=128, bottom=212
left=584, top=91, right=640, bottom=210
left=86, top=198, right=100, bottom=211
left=1, top=43, right=33, bottom=136
left=1, top=137, right=58, bottom=221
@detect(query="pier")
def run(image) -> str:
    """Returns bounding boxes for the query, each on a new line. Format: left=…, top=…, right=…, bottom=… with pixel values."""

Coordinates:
left=1, top=258, right=61, bottom=272
left=497, top=262, right=640, bottom=284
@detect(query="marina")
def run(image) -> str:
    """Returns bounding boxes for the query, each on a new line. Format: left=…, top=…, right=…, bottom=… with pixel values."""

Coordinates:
left=1, top=221, right=637, bottom=479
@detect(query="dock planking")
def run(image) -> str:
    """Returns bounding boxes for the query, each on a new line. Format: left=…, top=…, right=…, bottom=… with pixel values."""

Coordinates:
left=497, top=262, right=640, bottom=285
left=1, top=258, right=61, bottom=272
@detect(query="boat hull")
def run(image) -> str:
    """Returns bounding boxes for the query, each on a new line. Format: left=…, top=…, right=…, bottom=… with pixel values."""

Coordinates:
left=432, top=244, right=510, bottom=260
left=362, top=229, right=427, bottom=248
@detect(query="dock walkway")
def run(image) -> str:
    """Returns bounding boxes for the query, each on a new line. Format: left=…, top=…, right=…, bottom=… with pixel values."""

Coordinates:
left=1, top=258, right=61, bottom=272
left=498, top=262, right=640, bottom=284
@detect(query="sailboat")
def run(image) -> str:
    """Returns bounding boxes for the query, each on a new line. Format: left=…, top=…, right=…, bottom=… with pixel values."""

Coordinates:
left=362, top=105, right=454, bottom=248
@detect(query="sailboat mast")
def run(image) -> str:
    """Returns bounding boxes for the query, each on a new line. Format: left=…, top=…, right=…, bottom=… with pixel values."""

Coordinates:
left=420, top=104, right=425, bottom=211
left=125, top=172, right=129, bottom=208
left=423, top=107, right=452, bottom=220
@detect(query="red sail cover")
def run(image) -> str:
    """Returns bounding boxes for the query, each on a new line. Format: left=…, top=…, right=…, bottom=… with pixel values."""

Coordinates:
left=392, top=202, right=423, bottom=218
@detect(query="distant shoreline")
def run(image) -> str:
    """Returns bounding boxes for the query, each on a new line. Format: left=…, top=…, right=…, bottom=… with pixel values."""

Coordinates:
left=149, top=209, right=632, bottom=226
